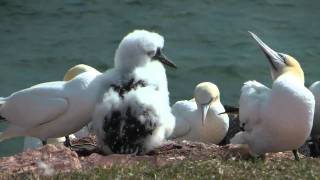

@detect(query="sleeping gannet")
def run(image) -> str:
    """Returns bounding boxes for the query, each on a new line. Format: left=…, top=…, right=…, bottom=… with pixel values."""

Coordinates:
left=230, top=32, right=315, bottom=160
left=169, top=82, right=229, bottom=144
left=93, top=30, right=177, bottom=155
left=23, top=64, right=101, bottom=150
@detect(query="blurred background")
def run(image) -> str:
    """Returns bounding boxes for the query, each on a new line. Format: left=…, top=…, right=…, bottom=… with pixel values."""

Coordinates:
left=0, top=0, right=320, bottom=156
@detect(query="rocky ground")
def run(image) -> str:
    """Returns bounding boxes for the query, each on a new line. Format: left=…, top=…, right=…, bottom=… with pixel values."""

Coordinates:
left=0, top=115, right=313, bottom=177
left=0, top=140, right=300, bottom=177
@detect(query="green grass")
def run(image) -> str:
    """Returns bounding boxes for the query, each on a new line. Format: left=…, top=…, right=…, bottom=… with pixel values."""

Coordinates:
left=4, top=157, right=320, bottom=180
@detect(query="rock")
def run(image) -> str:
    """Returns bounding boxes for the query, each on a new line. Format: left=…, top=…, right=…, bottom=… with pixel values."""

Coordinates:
left=0, top=144, right=81, bottom=176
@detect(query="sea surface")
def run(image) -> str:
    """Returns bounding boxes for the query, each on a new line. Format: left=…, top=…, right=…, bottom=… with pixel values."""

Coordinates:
left=1, top=0, right=320, bottom=156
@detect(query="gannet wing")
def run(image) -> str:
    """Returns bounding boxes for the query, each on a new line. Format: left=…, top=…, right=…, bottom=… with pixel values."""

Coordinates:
left=169, top=100, right=195, bottom=139
left=1, top=87, right=68, bottom=128
left=239, top=80, right=271, bottom=131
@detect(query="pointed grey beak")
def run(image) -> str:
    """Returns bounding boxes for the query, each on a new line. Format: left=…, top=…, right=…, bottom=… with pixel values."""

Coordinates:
left=201, top=104, right=210, bottom=126
left=153, top=48, right=177, bottom=69
left=249, top=31, right=284, bottom=71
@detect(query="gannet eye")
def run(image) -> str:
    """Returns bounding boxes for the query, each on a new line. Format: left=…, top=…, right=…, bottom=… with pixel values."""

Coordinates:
left=278, top=53, right=287, bottom=64
left=147, top=50, right=156, bottom=57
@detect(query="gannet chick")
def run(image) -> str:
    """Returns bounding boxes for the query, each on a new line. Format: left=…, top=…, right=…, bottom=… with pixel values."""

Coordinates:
left=230, top=32, right=315, bottom=160
left=22, top=64, right=101, bottom=151
left=169, top=82, right=229, bottom=144
left=0, top=58, right=104, bottom=145
left=93, top=30, right=177, bottom=155
left=309, top=81, right=320, bottom=155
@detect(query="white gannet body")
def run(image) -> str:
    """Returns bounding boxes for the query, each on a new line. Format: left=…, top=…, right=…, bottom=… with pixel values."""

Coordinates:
left=93, top=30, right=176, bottom=155
left=22, top=64, right=101, bottom=151
left=63, top=64, right=102, bottom=139
left=170, top=82, right=229, bottom=144
left=0, top=69, right=102, bottom=142
left=231, top=32, right=315, bottom=158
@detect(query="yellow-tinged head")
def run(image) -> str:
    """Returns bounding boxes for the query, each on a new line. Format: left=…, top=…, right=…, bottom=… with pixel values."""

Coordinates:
left=194, top=82, right=221, bottom=126
left=249, top=32, right=304, bottom=84
left=63, top=64, right=100, bottom=81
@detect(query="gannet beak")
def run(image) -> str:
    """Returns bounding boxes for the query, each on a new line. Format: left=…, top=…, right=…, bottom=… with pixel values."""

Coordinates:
left=153, top=48, right=177, bottom=69
left=218, top=105, right=239, bottom=115
left=201, top=104, right=210, bottom=126
left=249, top=31, right=284, bottom=71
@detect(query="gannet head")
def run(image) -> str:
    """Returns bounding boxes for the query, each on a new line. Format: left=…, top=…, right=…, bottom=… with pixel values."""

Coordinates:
left=194, top=82, right=220, bottom=126
left=63, top=64, right=99, bottom=81
left=249, top=32, right=304, bottom=84
left=114, top=30, right=177, bottom=71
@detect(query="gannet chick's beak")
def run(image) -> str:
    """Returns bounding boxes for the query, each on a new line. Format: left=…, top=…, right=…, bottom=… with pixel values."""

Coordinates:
left=194, top=82, right=220, bottom=126
left=249, top=31, right=304, bottom=84
left=152, top=48, right=177, bottom=69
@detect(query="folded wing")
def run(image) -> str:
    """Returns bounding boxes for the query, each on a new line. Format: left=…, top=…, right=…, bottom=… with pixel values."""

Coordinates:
left=239, top=80, right=271, bottom=131
left=1, top=87, right=68, bottom=128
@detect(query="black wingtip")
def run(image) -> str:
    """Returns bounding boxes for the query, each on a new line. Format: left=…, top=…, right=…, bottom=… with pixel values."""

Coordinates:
left=219, top=105, right=239, bottom=115
left=0, top=116, right=6, bottom=122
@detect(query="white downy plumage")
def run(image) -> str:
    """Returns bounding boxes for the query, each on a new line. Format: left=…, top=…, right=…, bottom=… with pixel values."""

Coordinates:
left=170, top=82, right=229, bottom=144
left=92, top=30, right=176, bottom=155
left=230, top=32, right=315, bottom=159
left=22, top=64, right=101, bottom=151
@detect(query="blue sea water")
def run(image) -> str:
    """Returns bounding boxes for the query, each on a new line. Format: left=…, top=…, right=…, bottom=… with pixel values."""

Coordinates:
left=0, top=0, right=320, bottom=156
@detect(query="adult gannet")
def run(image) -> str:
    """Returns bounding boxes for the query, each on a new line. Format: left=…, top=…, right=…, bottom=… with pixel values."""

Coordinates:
left=63, top=64, right=101, bottom=139
left=0, top=38, right=127, bottom=144
left=92, top=30, right=177, bottom=155
left=230, top=32, right=315, bottom=160
left=22, top=64, right=101, bottom=150
left=169, top=82, right=229, bottom=144
left=63, top=64, right=101, bottom=82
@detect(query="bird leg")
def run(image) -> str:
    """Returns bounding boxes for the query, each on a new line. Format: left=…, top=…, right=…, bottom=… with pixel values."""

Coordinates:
left=292, top=149, right=299, bottom=161
left=64, top=135, right=71, bottom=147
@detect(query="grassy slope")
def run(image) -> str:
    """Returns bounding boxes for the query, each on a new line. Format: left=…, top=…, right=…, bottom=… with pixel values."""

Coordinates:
left=6, top=157, right=320, bottom=180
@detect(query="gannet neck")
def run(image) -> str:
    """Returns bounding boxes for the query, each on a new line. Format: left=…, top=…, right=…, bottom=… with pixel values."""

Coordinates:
left=277, top=55, right=304, bottom=85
